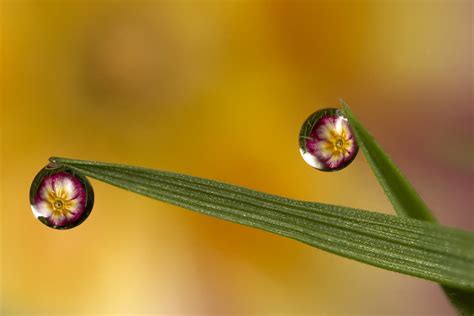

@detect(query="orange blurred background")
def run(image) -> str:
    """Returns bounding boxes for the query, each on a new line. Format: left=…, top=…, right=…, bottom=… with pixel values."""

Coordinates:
left=1, top=1, right=472, bottom=315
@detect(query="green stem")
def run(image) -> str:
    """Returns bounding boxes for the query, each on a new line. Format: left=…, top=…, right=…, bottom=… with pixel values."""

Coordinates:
left=341, top=100, right=474, bottom=315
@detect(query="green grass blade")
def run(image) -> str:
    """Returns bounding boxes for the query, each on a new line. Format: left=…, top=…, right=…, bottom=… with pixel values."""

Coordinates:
left=341, top=101, right=474, bottom=314
left=50, top=157, right=474, bottom=292
left=340, top=102, right=435, bottom=222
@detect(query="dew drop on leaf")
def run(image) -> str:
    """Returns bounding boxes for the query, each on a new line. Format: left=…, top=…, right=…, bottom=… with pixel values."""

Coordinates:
left=30, top=163, right=94, bottom=229
left=299, top=108, right=358, bottom=171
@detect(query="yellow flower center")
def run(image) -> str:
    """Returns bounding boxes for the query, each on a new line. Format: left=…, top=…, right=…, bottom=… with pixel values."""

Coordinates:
left=53, top=199, right=64, bottom=210
left=48, top=191, right=73, bottom=216
left=320, top=126, right=353, bottom=161
left=330, top=137, right=350, bottom=155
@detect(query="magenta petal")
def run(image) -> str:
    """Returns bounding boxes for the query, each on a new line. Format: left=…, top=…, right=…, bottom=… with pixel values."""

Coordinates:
left=305, top=138, right=317, bottom=154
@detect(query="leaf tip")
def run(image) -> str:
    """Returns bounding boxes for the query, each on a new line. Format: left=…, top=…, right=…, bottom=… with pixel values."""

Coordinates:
left=48, top=156, right=68, bottom=166
left=338, top=98, right=352, bottom=114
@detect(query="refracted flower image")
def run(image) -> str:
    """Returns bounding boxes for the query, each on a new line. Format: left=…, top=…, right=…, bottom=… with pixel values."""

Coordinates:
left=299, top=108, right=358, bottom=171
left=30, top=164, right=94, bottom=229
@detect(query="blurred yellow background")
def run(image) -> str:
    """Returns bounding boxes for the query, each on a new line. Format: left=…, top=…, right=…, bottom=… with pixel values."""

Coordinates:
left=1, top=1, right=472, bottom=315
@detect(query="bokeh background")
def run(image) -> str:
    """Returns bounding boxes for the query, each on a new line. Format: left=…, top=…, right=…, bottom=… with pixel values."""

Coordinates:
left=1, top=1, right=472, bottom=315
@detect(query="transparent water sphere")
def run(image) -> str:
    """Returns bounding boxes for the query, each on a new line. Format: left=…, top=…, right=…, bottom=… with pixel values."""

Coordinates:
left=30, top=163, right=94, bottom=229
left=299, top=108, right=358, bottom=171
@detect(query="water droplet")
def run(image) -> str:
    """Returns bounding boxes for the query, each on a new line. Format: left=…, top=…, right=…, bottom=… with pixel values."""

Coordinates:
left=299, top=108, right=358, bottom=171
left=30, top=163, right=94, bottom=229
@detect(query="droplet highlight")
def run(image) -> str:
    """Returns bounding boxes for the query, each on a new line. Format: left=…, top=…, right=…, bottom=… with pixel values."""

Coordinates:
left=299, top=108, right=358, bottom=171
left=30, top=163, right=94, bottom=229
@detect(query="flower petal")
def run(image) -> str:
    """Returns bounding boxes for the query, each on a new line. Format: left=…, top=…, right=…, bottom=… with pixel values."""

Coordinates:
left=67, top=199, right=81, bottom=213
left=339, top=119, right=351, bottom=138
left=40, top=177, right=54, bottom=200
left=316, top=120, right=337, bottom=141
left=316, top=140, right=335, bottom=159
left=334, top=118, right=344, bottom=135
left=326, top=152, right=344, bottom=168
left=55, top=177, right=77, bottom=200
left=65, top=211, right=77, bottom=220
left=343, top=139, right=354, bottom=158
left=305, top=138, right=317, bottom=154
left=35, top=201, right=53, bottom=217
left=50, top=212, right=66, bottom=226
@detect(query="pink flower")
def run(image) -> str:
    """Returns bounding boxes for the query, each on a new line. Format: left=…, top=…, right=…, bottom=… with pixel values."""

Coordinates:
left=31, top=170, right=92, bottom=229
left=301, top=110, right=358, bottom=171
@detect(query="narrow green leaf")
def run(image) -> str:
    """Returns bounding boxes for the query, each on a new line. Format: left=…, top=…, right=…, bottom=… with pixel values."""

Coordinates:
left=50, top=157, right=474, bottom=292
left=341, top=102, right=435, bottom=222
left=341, top=101, right=474, bottom=314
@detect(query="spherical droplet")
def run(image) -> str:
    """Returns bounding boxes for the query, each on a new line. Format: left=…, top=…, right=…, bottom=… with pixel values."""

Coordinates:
left=299, top=108, right=358, bottom=171
left=30, top=163, right=94, bottom=229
